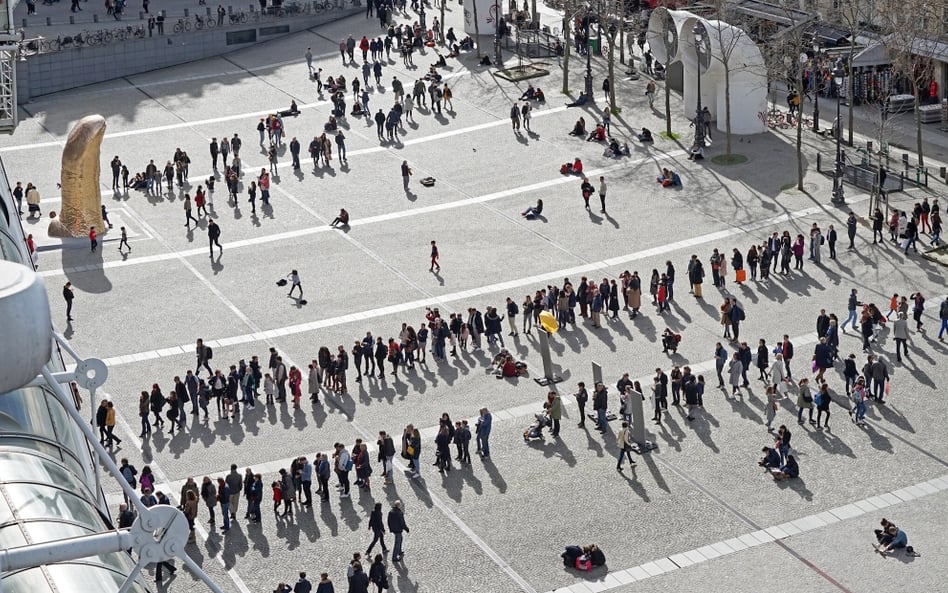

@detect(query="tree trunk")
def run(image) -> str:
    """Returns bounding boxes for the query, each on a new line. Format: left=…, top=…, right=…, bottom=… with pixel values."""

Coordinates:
left=618, top=0, right=625, bottom=65
left=665, top=82, right=672, bottom=136
left=724, top=66, right=732, bottom=155
left=531, top=0, right=538, bottom=28
left=473, top=0, right=481, bottom=59
left=562, top=2, right=570, bottom=94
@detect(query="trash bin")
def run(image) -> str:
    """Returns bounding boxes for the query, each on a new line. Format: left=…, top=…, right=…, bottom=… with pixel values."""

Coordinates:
left=588, top=37, right=600, bottom=54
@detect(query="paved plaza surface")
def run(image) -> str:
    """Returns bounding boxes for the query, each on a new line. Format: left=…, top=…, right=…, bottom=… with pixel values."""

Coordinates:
left=4, top=5, right=948, bottom=593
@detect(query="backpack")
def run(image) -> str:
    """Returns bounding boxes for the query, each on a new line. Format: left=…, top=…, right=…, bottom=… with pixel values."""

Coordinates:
left=814, top=393, right=823, bottom=407
left=736, top=307, right=746, bottom=321
left=575, top=556, right=592, bottom=571
left=122, top=465, right=137, bottom=489
left=206, top=347, right=213, bottom=360
left=344, top=458, right=354, bottom=471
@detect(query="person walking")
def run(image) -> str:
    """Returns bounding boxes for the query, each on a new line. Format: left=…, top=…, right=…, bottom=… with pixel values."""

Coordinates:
left=207, top=219, right=223, bottom=257
left=184, top=194, right=199, bottom=228
left=89, top=227, right=98, bottom=252
left=105, top=401, right=122, bottom=447
left=615, top=421, right=636, bottom=471
left=387, top=501, right=408, bottom=562
left=892, top=312, right=909, bottom=362
left=287, top=270, right=302, bottom=298
left=429, top=240, right=440, bottom=272
left=366, top=502, right=388, bottom=554
left=63, top=282, right=75, bottom=321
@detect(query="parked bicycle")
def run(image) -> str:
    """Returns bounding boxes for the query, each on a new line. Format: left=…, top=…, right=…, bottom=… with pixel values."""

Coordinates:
left=194, top=14, right=216, bottom=29
left=173, top=17, right=192, bottom=33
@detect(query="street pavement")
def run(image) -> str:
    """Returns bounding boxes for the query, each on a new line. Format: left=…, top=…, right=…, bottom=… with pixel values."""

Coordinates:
left=3, top=4, right=948, bottom=593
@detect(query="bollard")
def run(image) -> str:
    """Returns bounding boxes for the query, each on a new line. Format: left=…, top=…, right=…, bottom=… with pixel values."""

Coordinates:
left=69, top=15, right=75, bottom=23
left=206, top=6, right=212, bottom=16
left=184, top=8, right=189, bottom=16
left=591, top=362, right=602, bottom=388
left=21, top=18, right=27, bottom=28
left=902, top=153, right=909, bottom=170
left=46, top=17, right=51, bottom=26
left=939, top=166, right=946, bottom=181
left=628, top=388, right=646, bottom=447
left=532, top=330, right=562, bottom=386
left=816, top=153, right=821, bottom=173
left=866, top=140, right=872, bottom=152
left=93, top=13, right=99, bottom=22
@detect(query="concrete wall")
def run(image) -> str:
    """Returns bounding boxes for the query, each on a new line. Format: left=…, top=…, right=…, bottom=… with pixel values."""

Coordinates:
left=16, top=8, right=359, bottom=101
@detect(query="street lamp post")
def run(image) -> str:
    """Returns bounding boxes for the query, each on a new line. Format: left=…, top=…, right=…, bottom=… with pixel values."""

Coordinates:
left=812, top=43, right=820, bottom=133
left=693, top=22, right=707, bottom=149
left=584, top=7, right=593, bottom=98
left=831, top=67, right=846, bottom=204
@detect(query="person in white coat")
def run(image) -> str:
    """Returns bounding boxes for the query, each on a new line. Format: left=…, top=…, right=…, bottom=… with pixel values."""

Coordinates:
left=892, top=312, right=910, bottom=362
left=770, top=353, right=787, bottom=394
left=728, top=353, right=743, bottom=396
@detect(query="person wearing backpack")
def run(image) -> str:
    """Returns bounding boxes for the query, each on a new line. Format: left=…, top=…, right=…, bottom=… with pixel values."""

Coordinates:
left=195, top=338, right=213, bottom=375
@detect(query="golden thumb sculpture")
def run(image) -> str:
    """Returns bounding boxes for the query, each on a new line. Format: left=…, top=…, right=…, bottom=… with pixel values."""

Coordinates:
left=48, top=115, right=107, bottom=238
left=538, top=310, right=559, bottom=334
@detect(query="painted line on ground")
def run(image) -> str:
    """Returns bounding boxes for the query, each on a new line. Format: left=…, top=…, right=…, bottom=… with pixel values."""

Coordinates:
left=541, top=472, right=948, bottom=593
left=90, top=194, right=867, bottom=368
left=37, top=145, right=671, bottom=279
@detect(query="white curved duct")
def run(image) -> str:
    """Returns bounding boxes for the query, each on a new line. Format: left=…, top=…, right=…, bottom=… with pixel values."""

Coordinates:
left=648, top=8, right=767, bottom=135
left=0, top=260, right=52, bottom=393
left=464, top=0, right=503, bottom=37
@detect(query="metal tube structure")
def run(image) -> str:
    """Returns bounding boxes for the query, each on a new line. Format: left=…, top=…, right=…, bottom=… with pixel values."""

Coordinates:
left=0, top=531, right=134, bottom=572
left=693, top=22, right=705, bottom=149
left=584, top=7, right=593, bottom=98
left=494, top=0, right=502, bottom=68
left=812, top=44, right=820, bottom=133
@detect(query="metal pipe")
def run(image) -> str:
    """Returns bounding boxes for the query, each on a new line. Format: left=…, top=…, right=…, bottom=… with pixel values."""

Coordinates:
left=0, top=530, right=134, bottom=572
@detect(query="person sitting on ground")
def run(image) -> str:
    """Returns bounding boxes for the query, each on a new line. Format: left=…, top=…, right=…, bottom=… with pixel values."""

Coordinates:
left=637, top=127, right=654, bottom=142
left=351, top=101, right=364, bottom=116
left=131, top=172, right=148, bottom=190
left=479, top=54, right=492, bottom=66
left=874, top=525, right=908, bottom=555
left=586, top=124, right=606, bottom=143
left=874, top=518, right=896, bottom=545
left=771, top=454, right=799, bottom=480
left=521, top=199, right=544, bottom=220
left=585, top=544, right=606, bottom=566
left=688, top=143, right=705, bottom=161
left=758, top=446, right=781, bottom=468
left=460, top=36, right=474, bottom=51
left=326, top=76, right=337, bottom=93
left=571, top=158, right=583, bottom=175
left=329, top=208, right=349, bottom=228
left=569, top=117, right=587, bottom=137
left=657, top=168, right=673, bottom=185
left=566, top=91, right=588, bottom=107
left=605, top=138, right=629, bottom=157
left=519, top=83, right=536, bottom=102
left=661, top=328, right=679, bottom=353
left=288, top=100, right=299, bottom=115
left=425, top=66, right=443, bottom=83
left=324, top=115, right=338, bottom=132
left=336, top=75, right=347, bottom=90
left=534, top=88, right=546, bottom=102
left=432, top=52, right=447, bottom=68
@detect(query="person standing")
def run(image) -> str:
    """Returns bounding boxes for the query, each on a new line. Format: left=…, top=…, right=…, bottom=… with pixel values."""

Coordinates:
left=207, top=219, right=222, bottom=257
left=592, top=382, right=608, bottom=432
left=63, top=282, right=75, bottom=321
left=574, top=382, right=588, bottom=427
left=89, top=227, right=98, bottom=252
left=827, top=224, right=838, bottom=259
left=105, top=401, right=122, bottom=447
left=475, top=408, right=492, bottom=457
left=547, top=391, right=562, bottom=437
left=305, top=47, right=314, bottom=74
left=892, top=312, right=910, bottom=362
left=217, top=477, right=231, bottom=533
left=366, top=502, right=388, bottom=554
left=510, top=102, right=521, bottom=131
left=714, top=342, right=728, bottom=388
left=429, top=240, right=440, bottom=272
left=598, top=176, right=607, bottom=213
left=226, top=465, right=242, bottom=520
left=294, top=572, right=312, bottom=593
left=316, top=453, right=331, bottom=502
left=387, top=501, right=408, bottom=563
left=401, top=160, right=412, bottom=190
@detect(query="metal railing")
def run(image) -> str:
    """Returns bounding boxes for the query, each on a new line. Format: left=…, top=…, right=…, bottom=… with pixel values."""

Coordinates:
left=19, top=0, right=352, bottom=55
left=816, top=152, right=906, bottom=195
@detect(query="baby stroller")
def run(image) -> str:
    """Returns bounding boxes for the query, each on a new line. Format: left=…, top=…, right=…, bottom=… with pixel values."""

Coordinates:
left=523, top=412, right=550, bottom=441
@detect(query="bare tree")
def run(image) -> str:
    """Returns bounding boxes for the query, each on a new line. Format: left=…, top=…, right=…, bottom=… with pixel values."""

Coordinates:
left=831, top=0, right=876, bottom=147
left=473, top=0, right=481, bottom=59
left=883, top=0, right=938, bottom=167
left=765, top=2, right=815, bottom=191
